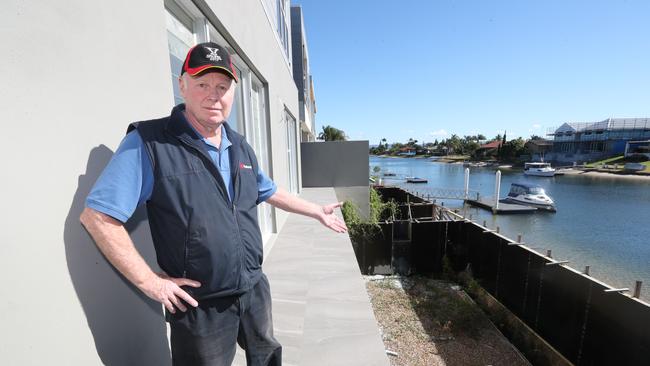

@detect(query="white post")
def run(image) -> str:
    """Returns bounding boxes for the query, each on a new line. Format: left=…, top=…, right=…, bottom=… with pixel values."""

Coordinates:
left=494, top=170, right=502, bottom=211
left=464, top=168, right=470, bottom=200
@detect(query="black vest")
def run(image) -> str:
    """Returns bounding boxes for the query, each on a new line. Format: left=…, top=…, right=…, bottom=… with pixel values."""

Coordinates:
left=129, top=104, right=264, bottom=299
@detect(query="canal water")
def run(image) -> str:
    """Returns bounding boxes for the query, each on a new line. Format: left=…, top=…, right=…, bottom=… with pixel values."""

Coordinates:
left=370, top=156, right=650, bottom=301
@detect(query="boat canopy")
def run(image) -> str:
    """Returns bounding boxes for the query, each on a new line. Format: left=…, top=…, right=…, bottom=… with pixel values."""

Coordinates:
left=510, top=182, right=546, bottom=194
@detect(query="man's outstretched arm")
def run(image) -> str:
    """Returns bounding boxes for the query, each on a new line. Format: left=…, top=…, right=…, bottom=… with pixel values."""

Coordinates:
left=265, top=188, right=348, bottom=233
left=79, top=207, right=201, bottom=313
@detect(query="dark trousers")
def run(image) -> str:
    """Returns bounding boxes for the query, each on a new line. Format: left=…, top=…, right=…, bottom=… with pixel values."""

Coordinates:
left=168, top=274, right=282, bottom=366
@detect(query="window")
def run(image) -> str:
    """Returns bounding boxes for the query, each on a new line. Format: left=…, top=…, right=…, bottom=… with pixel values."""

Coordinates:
left=165, top=8, right=194, bottom=105
left=285, top=109, right=299, bottom=194
left=227, top=63, right=244, bottom=133
left=249, top=79, right=273, bottom=239
left=276, top=0, right=290, bottom=61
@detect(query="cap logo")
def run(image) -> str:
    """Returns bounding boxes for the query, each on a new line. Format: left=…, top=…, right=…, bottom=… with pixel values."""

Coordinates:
left=204, top=47, right=222, bottom=62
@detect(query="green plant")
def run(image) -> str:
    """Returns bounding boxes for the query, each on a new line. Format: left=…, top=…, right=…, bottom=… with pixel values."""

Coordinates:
left=369, top=188, right=398, bottom=223
left=342, top=187, right=398, bottom=245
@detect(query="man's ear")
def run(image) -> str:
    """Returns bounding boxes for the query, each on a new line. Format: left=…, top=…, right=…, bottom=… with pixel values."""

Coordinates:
left=178, top=75, right=186, bottom=96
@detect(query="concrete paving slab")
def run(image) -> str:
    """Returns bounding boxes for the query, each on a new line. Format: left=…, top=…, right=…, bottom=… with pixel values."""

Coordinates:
left=234, top=187, right=389, bottom=366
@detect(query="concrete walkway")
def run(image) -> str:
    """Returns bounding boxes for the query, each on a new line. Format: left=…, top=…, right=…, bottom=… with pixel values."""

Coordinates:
left=234, top=187, right=389, bottom=366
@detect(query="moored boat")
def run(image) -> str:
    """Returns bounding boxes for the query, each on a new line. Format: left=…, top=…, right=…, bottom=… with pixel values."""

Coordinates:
left=502, top=182, right=556, bottom=211
left=406, top=177, right=428, bottom=183
left=524, top=162, right=556, bottom=177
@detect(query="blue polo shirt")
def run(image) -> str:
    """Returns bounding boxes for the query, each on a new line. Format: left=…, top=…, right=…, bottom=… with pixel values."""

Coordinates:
left=86, top=123, right=277, bottom=223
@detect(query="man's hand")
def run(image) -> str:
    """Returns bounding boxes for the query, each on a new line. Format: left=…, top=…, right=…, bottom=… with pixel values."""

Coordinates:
left=266, top=189, right=348, bottom=233
left=80, top=208, right=203, bottom=314
left=318, top=202, right=348, bottom=233
left=140, top=272, right=201, bottom=313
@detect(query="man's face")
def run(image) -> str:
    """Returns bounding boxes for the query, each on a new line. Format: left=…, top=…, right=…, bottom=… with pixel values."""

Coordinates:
left=179, top=71, right=235, bottom=128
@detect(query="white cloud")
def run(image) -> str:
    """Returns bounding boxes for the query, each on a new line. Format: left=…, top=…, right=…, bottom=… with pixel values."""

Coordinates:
left=532, top=124, right=541, bottom=129
left=429, top=129, right=449, bottom=137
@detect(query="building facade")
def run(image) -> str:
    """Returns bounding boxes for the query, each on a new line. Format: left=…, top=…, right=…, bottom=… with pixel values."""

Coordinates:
left=290, top=5, right=317, bottom=142
left=1, top=0, right=307, bottom=363
left=548, top=118, right=650, bottom=163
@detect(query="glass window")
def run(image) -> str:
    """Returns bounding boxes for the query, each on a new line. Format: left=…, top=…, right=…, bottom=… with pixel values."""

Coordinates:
left=276, top=0, right=290, bottom=61
left=165, top=8, right=194, bottom=106
left=228, top=64, right=244, bottom=133
left=250, top=79, right=273, bottom=238
left=285, top=110, right=299, bottom=194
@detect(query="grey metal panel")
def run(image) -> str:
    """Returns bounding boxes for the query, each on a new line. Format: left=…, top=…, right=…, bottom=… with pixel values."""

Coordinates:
left=300, top=141, right=369, bottom=187
left=334, top=186, right=369, bottom=219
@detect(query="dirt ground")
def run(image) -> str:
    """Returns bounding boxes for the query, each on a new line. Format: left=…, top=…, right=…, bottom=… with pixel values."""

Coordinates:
left=366, top=275, right=530, bottom=366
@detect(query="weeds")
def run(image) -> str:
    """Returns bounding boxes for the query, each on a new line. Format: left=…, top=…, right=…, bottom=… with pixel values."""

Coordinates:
left=342, top=187, right=398, bottom=246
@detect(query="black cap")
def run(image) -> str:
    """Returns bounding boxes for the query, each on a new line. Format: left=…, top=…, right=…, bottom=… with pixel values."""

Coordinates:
left=181, top=42, right=238, bottom=82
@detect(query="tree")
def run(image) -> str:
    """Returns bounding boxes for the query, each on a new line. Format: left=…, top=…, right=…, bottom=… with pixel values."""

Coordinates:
left=498, top=132, right=507, bottom=159
left=499, top=137, right=526, bottom=161
left=445, top=134, right=462, bottom=155
left=318, top=125, right=346, bottom=141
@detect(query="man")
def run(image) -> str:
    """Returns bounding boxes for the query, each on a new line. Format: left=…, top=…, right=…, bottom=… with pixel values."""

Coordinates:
left=80, top=41, right=347, bottom=365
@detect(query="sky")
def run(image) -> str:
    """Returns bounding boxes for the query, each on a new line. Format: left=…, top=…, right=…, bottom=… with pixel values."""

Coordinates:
left=295, top=0, right=650, bottom=145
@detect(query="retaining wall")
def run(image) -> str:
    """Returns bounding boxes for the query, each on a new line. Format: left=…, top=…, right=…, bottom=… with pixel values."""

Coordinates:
left=354, top=186, right=650, bottom=365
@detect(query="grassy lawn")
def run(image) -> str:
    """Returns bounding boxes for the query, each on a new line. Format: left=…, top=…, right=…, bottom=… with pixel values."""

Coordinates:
left=435, top=155, right=470, bottom=163
left=584, top=155, right=625, bottom=168
left=583, top=155, right=650, bottom=172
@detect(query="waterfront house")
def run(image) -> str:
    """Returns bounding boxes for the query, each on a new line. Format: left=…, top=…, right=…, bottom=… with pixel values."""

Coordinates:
left=474, top=140, right=503, bottom=158
left=547, top=118, right=650, bottom=163
left=398, top=147, right=417, bottom=156
left=524, top=138, right=553, bottom=161
left=625, top=140, right=650, bottom=159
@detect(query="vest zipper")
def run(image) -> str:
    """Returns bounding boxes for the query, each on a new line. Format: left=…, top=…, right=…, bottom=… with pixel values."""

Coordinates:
left=232, top=203, right=246, bottom=287
left=183, top=230, right=189, bottom=278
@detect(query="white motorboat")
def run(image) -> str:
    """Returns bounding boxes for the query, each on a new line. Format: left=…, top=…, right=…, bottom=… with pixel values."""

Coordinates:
left=503, top=183, right=556, bottom=211
left=524, top=162, right=556, bottom=177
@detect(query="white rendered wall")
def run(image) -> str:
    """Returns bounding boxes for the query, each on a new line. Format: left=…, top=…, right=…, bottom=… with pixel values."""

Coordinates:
left=0, top=0, right=300, bottom=364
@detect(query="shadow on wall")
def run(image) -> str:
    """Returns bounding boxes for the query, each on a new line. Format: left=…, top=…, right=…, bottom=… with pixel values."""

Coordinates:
left=64, top=145, right=171, bottom=365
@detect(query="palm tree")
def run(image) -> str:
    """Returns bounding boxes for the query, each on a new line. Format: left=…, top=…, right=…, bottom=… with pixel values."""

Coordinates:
left=317, top=125, right=347, bottom=141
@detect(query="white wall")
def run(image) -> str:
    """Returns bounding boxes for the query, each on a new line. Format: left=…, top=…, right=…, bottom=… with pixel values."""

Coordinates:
left=0, top=0, right=300, bottom=364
